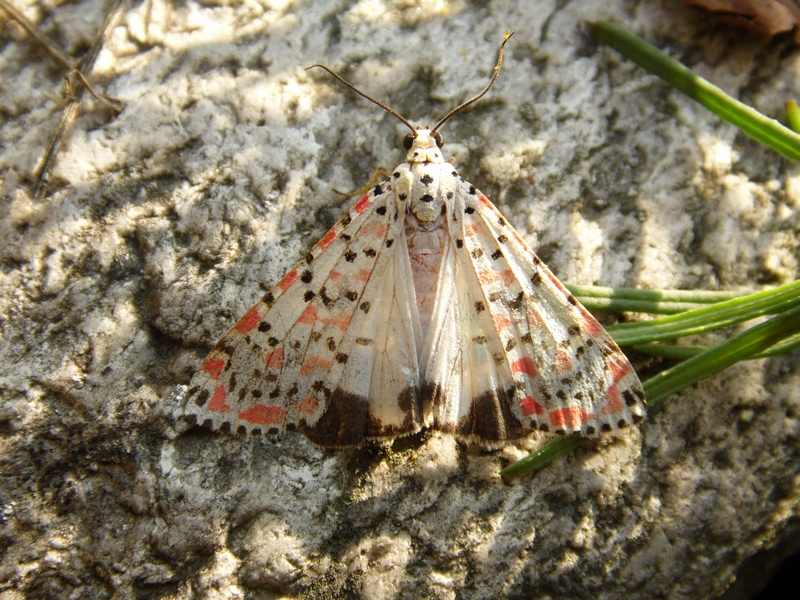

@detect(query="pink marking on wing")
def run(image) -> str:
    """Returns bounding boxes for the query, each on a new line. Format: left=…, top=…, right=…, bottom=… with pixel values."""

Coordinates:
left=355, top=269, right=371, bottom=282
left=298, top=304, right=317, bottom=324
left=501, top=269, right=515, bottom=285
left=602, top=360, right=633, bottom=415
left=319, top=312, right=352, bottom=330
left=238, top=404, right=286, bottom=425
left=208, top=385, right=231, bottom=413
left=549, top=406, right=594, bottom=428
left=526, top=306, right=545, bottom=328
left=478, top=195, right=492, bottom=207
left=234, top=306, right=260, bottom=334
left=265, top=347, right=284, bottom=369
left=297, top=304, right=350, bottom=330
left=329, top=271, right=342, bottom=281
left=202, top=357, right=226, bottom=380
left=580, top=310, right=603, bottom=338
left=520, top=396, right=543, bottom=416
left=464, top=223, right=479, bottom=236
left=610, top=359, right=632, bottom=383
left=601, top=385, right=625, bottom=415
left=295, top=396, right=318, bottom=415
left=362, top=222, right=387, bottom=238
left=492, top=313, right=512, bottom=331
left=300, top=355, right=332, bottom=376
left=556, top=350, right=573, bottom=372
left=511, top=357, right=538, bottom=378
left=354, top=194, right=372, bottom=213
left=279, top=269, right=298, bottom=291
left=478, top=269, right=498, bottom=284
left=319, top=228, right=337, bottom=249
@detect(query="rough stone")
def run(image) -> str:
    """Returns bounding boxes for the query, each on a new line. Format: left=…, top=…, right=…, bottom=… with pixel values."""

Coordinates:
left=0, top=1, right=798, bottom=598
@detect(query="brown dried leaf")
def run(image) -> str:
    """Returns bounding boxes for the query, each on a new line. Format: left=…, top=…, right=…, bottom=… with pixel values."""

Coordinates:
left=683, top=0, right=800, bottom=42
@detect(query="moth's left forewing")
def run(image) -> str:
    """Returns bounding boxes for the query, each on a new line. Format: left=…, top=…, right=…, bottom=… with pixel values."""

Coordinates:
left=444, top=182, right=646, bottom=440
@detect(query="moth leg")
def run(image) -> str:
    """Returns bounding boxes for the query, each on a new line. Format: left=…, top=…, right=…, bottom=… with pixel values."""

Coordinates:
left=333, top=167, right=393, bottom=197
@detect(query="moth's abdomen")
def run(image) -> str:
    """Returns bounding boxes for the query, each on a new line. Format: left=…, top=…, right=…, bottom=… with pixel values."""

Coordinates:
left=407, top=226, right=447, bottom=349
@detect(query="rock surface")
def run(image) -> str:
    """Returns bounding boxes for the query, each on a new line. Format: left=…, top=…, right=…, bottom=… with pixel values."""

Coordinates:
left=0, top=0, right=798, bottom=598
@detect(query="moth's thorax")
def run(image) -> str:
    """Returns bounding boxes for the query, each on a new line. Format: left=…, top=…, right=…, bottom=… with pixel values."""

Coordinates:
left=394, top=129, right=458, bottom=225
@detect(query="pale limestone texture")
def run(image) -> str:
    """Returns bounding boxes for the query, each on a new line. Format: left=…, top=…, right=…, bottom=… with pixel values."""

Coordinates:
left=0, top=1, right=798, bottom=598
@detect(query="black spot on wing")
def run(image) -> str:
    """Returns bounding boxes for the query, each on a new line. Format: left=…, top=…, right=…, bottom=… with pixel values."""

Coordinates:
left=454, top=386, right=526, bottom=441
left=509, top=292, right=525, bottom=311
left=192, top=388, right=209, bottom=408
left=216, top=340, right=234, bottom=357
left=301, top=386, right=423, bottom=446
left=321, top=288, right=336, bottom=307
left=300, top=388, right=369, bottom=446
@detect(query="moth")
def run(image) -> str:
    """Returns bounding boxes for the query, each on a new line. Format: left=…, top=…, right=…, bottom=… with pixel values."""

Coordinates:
left=179, top=31, right=646, bottom=446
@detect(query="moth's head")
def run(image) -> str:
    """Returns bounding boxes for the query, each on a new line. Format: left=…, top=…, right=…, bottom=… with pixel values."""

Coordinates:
left=404, top=128, right=445, bottom=164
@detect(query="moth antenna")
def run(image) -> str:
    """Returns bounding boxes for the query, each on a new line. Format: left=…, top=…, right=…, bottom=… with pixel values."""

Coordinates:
left=305, top=64, right=416, bottom=133
left=431, top=29, right=514, bottom=135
